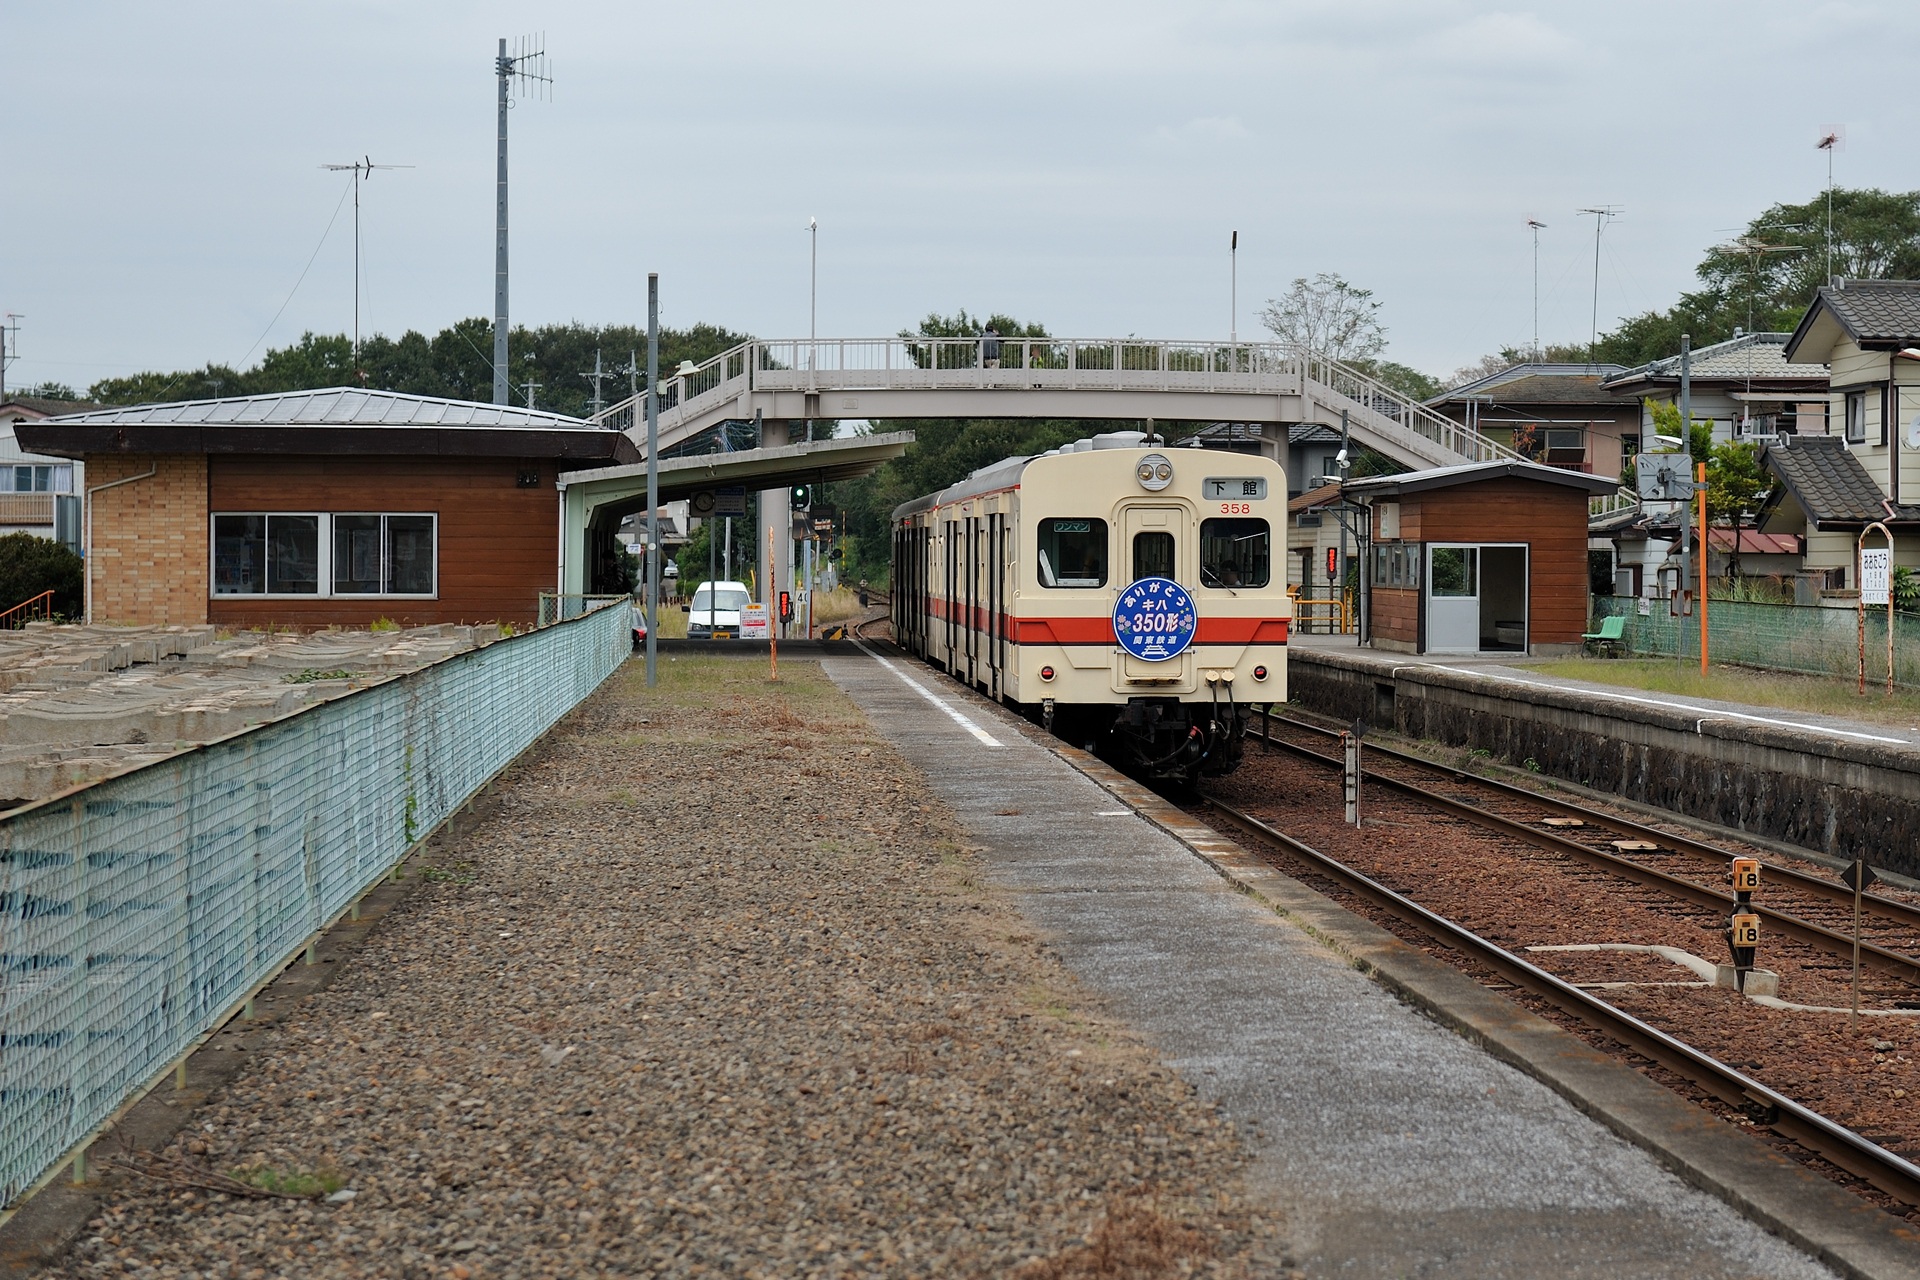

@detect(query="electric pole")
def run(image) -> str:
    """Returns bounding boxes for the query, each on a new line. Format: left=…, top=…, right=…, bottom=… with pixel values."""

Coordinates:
left=493, top=36, right=551, bottom=405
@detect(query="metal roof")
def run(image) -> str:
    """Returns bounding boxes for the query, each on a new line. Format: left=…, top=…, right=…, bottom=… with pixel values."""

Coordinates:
left=1601, top=333, right=1831, bottom=390
left=1437, top=362, right=1626, bottom=402
left=1342, top=458, right=1620, bottom=497
left=39, top=387, right=596, bottom=429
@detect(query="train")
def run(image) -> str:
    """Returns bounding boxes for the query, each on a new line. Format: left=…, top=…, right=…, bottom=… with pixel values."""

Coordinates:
left=889, top=430, right=1290, bottom=783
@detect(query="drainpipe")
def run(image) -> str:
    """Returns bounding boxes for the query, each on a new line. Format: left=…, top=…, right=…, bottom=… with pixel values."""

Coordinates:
left=83, top=465, right=158, bottom=625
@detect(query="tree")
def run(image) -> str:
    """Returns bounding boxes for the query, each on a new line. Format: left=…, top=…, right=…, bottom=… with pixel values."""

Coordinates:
left=1352, top=359, right=1441, bottom=401
left=0, top=533, right=83, bottom=618
left=1258, top=273, right=1386, bottom=362
left=1644, top=401, right=1775, bottom=576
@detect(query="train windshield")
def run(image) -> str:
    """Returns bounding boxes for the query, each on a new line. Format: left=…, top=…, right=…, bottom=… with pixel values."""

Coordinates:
left=1037, top=518, right=1108, bottom=588
left=1199, top=518, right=1271, bottom=588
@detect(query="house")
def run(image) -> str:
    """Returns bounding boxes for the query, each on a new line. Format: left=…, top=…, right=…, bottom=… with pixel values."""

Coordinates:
left=17, top=388, right=638, bottom=628
left=1600, top=332, right=1833, bottom=445
left=1425, top=363, right=1634, bottom=478
left=0, top=395, right=95, bottom=545
left=1344, top=460, right=1619, bottom=655
left=1285, top=481, right=1350, bottom=610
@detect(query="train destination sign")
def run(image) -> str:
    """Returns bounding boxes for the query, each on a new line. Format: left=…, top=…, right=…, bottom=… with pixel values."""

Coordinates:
left=1204, top=477, right=1267, bottom=501
left=1113, top=576, right=1196, bottom=662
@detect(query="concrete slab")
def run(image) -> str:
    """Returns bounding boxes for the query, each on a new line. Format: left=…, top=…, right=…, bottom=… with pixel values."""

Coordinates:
left=824, top=651, right=1865, bottom=1279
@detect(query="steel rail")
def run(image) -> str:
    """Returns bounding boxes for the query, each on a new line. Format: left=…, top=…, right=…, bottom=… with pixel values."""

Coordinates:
left=1252, top=719, right=1920, bottom=982
left=1260, top=711, right=1920, bottom=933
left=1199, top=795, right=1920, bottom=1206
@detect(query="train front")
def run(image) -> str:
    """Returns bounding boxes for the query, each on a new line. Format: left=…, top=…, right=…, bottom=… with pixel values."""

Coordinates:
left=1011, top=444, right=1291, bottom=783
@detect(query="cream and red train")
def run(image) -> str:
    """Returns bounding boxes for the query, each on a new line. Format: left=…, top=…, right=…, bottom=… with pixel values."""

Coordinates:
left=890, top=430, right=1290, bottom=783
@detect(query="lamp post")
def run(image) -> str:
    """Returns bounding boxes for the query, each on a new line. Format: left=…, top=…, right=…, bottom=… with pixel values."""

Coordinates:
left=645, top=274, right=660, bottom=688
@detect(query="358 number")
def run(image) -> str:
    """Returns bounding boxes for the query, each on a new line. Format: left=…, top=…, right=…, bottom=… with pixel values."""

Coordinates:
left=1218, top=502, right=1251, bottom=515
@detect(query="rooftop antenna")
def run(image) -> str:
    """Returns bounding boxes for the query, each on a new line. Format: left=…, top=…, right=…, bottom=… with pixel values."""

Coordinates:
left=1817, top=126, right=1844, bottom=287
left=1716, top=234, right=1808, bottom=434
left=0, top=313, right=20, bottom=402
left=494, top=34, right=553, bottom=405
left=1578, top=206, right=1621, bottom=368
left=320, top=156, right=412, bottom=376
left=1526, top=219, right=1547, bottom=361
left=1230, top=229, right=1238, bottom=345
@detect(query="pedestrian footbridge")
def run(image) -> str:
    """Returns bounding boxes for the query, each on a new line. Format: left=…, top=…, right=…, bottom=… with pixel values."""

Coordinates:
left=594, top=337, right=1522, bottom=472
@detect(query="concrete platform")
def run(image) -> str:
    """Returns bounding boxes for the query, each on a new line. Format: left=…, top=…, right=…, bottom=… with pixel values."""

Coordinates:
left=823, top=647, right=1908, bottom=1279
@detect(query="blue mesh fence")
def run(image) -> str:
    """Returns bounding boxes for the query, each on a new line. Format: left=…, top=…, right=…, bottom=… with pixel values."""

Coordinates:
left=1592, top=594, right=1920, bottom=685
left=0, top=600, right=628, bottom=1206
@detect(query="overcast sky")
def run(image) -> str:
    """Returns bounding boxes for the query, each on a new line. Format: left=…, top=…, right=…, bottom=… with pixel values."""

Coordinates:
left=5, top=1, right=1914, bottom=395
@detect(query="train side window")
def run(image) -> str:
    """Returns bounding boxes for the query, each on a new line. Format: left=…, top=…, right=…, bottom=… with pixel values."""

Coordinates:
left=1199, top=517, right=1270, bottom=588
left=1038, top=518, right=1108, bottom=588
left=1132, top=531, right=1175, bottom=581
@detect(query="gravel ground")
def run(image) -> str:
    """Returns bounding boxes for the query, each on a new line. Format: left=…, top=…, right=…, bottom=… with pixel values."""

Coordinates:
left=45, top=654, right=1281, bottom=1279
left=1210, top=741, right=1920, bottom=1217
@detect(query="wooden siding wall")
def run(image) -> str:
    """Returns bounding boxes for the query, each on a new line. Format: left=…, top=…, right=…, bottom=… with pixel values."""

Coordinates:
left=1371, top=586, right=1418, bottom=644
left=1383, top=479, right=1591, bottom=646
left=207, top=456, right=557, bottom=629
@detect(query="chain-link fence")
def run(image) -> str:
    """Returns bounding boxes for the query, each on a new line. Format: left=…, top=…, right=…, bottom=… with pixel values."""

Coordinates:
left=1592, top=594, right=1920, bottom=685
left=0, top=599, right=629, bottom=1208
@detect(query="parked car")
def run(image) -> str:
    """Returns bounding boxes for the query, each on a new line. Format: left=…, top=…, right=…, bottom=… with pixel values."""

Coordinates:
left=631, top=601, right=649, bottom=650
left=685, top=580, right=752, bottom=640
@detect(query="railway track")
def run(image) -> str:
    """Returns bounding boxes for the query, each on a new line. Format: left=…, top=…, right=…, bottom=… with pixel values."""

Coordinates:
left=1197, top=792, right=1920, bottom=1207
left=1249, top=711, right=1920, bottom=982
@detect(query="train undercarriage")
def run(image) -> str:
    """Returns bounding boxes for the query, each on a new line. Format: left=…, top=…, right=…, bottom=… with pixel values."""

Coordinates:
left=1039, top=695, right=1250, bottom=786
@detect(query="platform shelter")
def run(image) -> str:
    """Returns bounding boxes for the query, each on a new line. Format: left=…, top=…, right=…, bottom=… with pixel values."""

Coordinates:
left=1345, top=460, right=1619, bottom=656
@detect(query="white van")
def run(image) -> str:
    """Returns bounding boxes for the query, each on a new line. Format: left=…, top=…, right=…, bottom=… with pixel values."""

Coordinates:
left=685, top=580, right=752, bottom=640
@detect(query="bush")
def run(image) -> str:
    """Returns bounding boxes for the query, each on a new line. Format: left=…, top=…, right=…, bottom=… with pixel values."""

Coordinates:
left=0, top=533, right=82, bottom=620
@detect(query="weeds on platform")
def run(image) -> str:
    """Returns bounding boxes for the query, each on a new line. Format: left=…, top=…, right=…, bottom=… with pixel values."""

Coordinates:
left=1527, top=657, right=1920, bottom=728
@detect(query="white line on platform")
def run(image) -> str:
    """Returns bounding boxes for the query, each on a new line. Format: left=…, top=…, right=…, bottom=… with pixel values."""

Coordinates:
left=1414, top=663, right=1909, bottom=746
left=851, top=640, right=1003, bottom=747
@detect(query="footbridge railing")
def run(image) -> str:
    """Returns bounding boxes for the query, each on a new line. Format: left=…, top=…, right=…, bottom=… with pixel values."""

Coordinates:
left=0, top=599, right=630, bottom=1212
left=594, top=338, right=1524, bottom=470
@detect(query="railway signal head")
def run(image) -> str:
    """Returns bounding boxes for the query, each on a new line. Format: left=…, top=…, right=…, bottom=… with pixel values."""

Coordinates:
left=791, top=485, right=812, bottom=510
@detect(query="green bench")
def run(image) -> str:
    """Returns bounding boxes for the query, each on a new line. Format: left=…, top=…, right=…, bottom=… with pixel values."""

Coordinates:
left=1581, top=614, right=1626, bottom=657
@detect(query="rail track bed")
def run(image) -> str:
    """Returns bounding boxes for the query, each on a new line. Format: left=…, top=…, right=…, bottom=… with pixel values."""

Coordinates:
left=1196, top=713, right=1920, bottom=1220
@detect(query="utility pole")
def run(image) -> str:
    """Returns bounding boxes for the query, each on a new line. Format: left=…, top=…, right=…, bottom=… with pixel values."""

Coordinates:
left=1579, top=206, right=1620, bottom=368
left=320, top=157, right=411, bottom=373
left=1230, top=230, right=1238, bottom=346
left=0, top=314, right=19, bottom=402
left=517, top=379, right=542, bottom=409
left=1527, top=219, right=1547, bottom=360
left=584, top=348, right=606, bottom=417
left=493, top=36, right=551, bottom=405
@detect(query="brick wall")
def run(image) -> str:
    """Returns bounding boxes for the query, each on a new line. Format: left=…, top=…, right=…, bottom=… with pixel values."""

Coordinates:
left=88, top=454, right=209, bottom=625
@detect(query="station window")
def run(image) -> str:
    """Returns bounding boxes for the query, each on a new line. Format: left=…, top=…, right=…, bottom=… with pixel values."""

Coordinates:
left=1199, top=517, right=1270, bottom=588
left=1132, top=531, right=1175, bottom=581
left=213, top=512, right=437, bottom=598
left=1370, top=544, right=1417, bottom=589
left=1036, top=517, right=1107, bottom=588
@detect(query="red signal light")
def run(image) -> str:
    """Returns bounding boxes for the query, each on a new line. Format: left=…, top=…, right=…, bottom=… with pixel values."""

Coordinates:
left=1039, top=665, right=1055, bottom=681
left=1326, top=547, right=1338, bottom=578
left=1253, top=665, right=1268, bottom=681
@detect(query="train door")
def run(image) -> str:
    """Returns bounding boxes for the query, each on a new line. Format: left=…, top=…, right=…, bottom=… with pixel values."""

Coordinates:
left=943, top=519, right=957, bottom=668
left=964, top=514, right=980, bottom=687
left=1124, top=505, right=1183, bottom=584
left=988, top=511, right=1004, bottom=701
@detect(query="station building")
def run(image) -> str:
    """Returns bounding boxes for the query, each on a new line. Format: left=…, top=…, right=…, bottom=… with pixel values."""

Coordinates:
left=17, top=389, right=637, bottom=629
left=1345, top=460, right=1619, bottom=656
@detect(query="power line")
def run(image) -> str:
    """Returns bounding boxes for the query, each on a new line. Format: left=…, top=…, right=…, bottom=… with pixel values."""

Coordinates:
left=234, top=178, right=355, bottom=372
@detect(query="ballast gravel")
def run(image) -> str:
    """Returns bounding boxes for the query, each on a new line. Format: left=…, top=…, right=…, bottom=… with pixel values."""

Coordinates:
left=48, top=655, right=1280, bottom=1279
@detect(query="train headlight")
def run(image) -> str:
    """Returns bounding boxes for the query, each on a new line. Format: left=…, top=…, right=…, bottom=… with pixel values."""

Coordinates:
left=1040, top=665, right=1056, bottom=681
left=1136, top=452, right=1173, bottom=491
left=1253, top=665, right=1268, bottom=681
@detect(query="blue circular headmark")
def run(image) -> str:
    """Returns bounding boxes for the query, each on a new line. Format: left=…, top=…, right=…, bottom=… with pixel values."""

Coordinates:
left=1112, top=576, right=1197, bottom=662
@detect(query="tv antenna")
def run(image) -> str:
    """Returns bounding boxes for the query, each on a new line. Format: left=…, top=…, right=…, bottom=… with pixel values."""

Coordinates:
left=1716, top=234, right=1809, bottom=431
left=494, top=34, right=553, bottom=406
left=0, top=313, right=20, bottom=402
left=320, top=156, right=413, bottom=373
left=1817, top=126, right=1845, bottom=286
left=1578, top=206, right=1621, bottom=368
left=1525, top=219, right=1547, bottom=360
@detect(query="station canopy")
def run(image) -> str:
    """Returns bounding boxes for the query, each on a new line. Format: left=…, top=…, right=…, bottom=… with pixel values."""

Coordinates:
left=559, top=431, right=914, bottom=507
